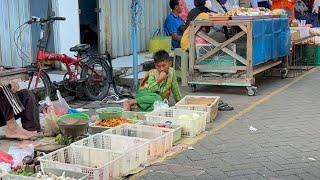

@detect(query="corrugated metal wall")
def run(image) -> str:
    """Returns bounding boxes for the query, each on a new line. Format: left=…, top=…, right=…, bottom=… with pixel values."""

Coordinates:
left=0, top=0, right=32, bottom=67
left=108, top=0, right=169, bottom=57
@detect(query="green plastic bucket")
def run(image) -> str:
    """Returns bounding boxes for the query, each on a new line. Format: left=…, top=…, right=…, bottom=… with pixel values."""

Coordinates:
left=57, top=113, right=89, bottom=137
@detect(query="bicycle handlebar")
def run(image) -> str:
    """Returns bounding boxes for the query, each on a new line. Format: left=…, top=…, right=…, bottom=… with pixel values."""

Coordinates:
left=26, top=16, right=66, bottom=24
left=52, top=17, right=66, bottom=21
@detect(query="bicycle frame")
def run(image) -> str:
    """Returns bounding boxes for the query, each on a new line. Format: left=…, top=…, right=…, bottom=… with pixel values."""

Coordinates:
left=29, top=49, right=103, bottom=90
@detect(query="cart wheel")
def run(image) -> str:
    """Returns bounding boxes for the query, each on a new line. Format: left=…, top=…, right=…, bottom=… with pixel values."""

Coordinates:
left=280, top=68, right=288, bottom=79
left=246, top=86, right=257, bottom=96
left=191, top=84, right=197, bottom=92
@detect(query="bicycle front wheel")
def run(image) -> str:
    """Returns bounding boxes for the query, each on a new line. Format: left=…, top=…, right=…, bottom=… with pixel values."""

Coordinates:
left=80, top=58, right=110, bottom=101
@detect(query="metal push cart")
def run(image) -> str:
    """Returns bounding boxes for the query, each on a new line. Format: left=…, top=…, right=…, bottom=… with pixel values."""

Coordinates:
left=188, top=19, right=290, bottom=96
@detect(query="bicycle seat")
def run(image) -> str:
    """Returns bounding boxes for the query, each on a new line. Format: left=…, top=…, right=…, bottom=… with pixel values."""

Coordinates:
left=70, top=44, right=90, bottom=53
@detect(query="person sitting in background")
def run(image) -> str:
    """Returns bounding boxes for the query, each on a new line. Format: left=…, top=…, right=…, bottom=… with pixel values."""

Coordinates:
left=0, top=68, right=40, bottom=140
left=250, top=0, right=271, bottom=9
left=164, top=0, right=185, bottom=49
left=186, top=0, right=214, bottom=28
left=181, top=0, right=214, bottom=50
left=123, top=50, right=182, bottom=112
left=295, top=0, right=320, bottom=27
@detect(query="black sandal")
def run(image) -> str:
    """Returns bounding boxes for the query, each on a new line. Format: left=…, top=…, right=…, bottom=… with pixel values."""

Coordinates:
left=218, top=105, right=234, bottom=111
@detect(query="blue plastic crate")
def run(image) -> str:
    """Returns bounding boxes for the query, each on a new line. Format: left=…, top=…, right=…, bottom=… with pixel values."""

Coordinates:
left=264, top=19, right=273, bottom=34
left=253, top=36, right=266, bottom=65
left=252, top=19, right=265, bottom=37
left=280, top=18, right=290, bottom=32
left=264, top=34, right=273, bottom=61
left=279, top=31, right=291, bottom=57
left=272, top=19, right=282, bottom=33
left=252, top=20, right=266, bottom=65
left=272, top=32, right=281, bottom=59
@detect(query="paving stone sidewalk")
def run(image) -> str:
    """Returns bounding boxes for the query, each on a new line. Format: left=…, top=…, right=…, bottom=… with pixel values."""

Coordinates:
left=139, top=69, right=320, bottom=180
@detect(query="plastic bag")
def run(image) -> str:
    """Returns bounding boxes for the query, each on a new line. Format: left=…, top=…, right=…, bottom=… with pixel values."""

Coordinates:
left=44, top=108, right=60, bottom=136
left=8, top=145, right=34, bottom=168
left=153, top=99, right=169, bottom=110
left=57, top=90, right=70, bottom=110
left=0, top=151, right=13, bottom=165
left=42, top=90, right=69, bottom=116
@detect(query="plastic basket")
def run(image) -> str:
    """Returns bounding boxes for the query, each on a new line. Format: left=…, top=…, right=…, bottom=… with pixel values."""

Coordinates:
left=71, top=134, right=148, bottom=175
left=137, top=121, right=182, bottom=143
left=122, top=111, right=147, bottom=121
left=2, top=170, right=88, bottom=180
left=145, top=108, right=207, bottom=137
left=2, top=175, right=39, bottom=180
left=175, top=95, right=220, bottom=123
left=39, top=146, right=123, bottom=180
left=96, top=107, right=123, bottom=120
left=103, top=124, right=174, bottom=160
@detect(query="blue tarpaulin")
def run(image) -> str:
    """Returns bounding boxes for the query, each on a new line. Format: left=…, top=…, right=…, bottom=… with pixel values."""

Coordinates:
left=252, top=18, right=291, bottom=66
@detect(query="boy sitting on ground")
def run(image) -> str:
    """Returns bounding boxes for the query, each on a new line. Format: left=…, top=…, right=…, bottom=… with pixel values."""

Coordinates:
left=123, top=50, right=183, bottom=111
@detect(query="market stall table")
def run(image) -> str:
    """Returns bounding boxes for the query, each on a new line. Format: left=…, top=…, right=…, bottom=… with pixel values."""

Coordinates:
left=188, top=18, right=290, bottom=96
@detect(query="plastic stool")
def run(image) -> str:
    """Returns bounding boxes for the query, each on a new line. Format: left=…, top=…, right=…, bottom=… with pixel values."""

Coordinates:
left=173, top=48, right=188, bottom=86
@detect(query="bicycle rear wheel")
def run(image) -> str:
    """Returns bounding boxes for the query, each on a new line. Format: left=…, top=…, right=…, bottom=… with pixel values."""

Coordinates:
left=80, top=58, right=110, bottom=101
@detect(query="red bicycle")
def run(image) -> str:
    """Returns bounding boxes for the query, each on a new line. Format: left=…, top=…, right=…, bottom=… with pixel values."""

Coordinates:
left=16, top=16, right=112, bottom=101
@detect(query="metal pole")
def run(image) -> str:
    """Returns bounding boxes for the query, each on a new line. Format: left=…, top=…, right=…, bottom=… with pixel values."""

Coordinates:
left=131, top=0, right=139, bottom=90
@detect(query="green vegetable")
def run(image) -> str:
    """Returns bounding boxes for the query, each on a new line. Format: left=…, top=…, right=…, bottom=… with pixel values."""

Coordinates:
left=55, top=134, right=74, bottom=145
left=14, top=169, right=34, bottom=177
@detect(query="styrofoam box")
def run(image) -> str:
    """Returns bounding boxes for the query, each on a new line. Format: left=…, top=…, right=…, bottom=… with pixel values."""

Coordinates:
left=145, top=108, right=207, bottom=137
left=71, top=134, right=148, bottom=175
left=175, top=95, right=220, bottom=123
left=39, top=146, right=123, bottom=180
left=103, top=124, right=174, bottom=160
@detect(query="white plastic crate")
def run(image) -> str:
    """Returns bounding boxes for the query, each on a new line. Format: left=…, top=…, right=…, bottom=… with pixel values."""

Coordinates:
left=103, top=124, right=174, bottom=160
left=137, top=121, right=182, bottom=143
left=145, top=108, right=207, bottom=137
left=71, top=134, right=148, bottom=175
left=2, top=175, right=38, bottom=180
left=175, top=95, right=220, bottom=123
left=39, top=146, right=123, bottom=180
left=2, top=171, right=87, bottom=180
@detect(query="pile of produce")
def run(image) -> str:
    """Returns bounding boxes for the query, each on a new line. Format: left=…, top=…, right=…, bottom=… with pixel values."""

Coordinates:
left=226, top=7, right=271, bottom=16
left=225, top=7, right=286, bottom=17
left=95, top=118, right=131, bottom=127
left=186, top=98, right=215, bottom=106
left=55, top=134, right=74, bottom=146
left=12, top=169, right=33, bottom=177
